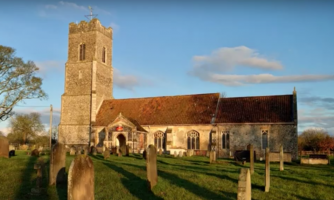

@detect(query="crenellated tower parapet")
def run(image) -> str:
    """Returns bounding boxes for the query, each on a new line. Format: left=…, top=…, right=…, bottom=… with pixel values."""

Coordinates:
left=69, top=18, right=112, bottom=38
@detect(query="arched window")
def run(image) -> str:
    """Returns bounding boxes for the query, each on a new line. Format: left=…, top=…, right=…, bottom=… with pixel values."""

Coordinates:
left=222, top=131, right=230, bottom=149
left=154, top=131, right=164, bottom=150
left=102, top=47, right=106, bottom=63
left=79, top=43, right=86, bottom=61
left=187, top=130, right=200, bottom=150
left=262, top=130, right=268, bottom=149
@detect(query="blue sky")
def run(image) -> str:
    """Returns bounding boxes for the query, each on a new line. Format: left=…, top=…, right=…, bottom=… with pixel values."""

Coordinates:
left=0, top=0, right=333, bottom=135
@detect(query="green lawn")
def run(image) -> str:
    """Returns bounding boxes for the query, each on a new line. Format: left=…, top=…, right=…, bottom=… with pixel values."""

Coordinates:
left=0, top=151, right=333, bottom=200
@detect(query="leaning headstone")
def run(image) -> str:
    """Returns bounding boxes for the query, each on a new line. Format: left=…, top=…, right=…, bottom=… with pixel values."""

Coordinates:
left=126, top=146, right=130, bottom=156
left=31, top=149, right=39, bottom=157
left=0, top=137, right=9, bottom=158
left=249, top=144, right=254, bottom=174
left=68, top=155, right=94, bottom=200
left=237, top=168, right=251, bottom=200
left=280, top=145, right=284, bottom=171
left=265, top=147, right=270, bottom=192
left=178, top=151, right=183, bottom=157
left=103, top=150, right=110, bottom=160
left=49, top=143, right=66, bottom=185
left=70, top=147, right=76, bottom=155
left=9, top=150, right=15, bottom=157
left=146, top=145, right=157, bottom=191
left=91, top=147, right=97, bottom=156
left=143, top=150, right=147, bottom=160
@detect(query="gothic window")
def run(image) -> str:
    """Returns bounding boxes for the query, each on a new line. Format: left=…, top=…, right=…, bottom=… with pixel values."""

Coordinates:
left=79, top=44, right=86, bottom=61
left=154, top=131, right=165, bottom=150
left=262, top=130, right=268, bottom=149
left=187, top=130, right=200, bottom=150
left=222, top=131, right=230, bottom=149
left=102, top=47, right=106, bottom=63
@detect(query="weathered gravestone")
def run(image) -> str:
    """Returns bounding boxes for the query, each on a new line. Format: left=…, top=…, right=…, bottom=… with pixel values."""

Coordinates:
left=178, top=151, right=183, bottom=157
left=210, top=151, right=216, bottom=164
left=70, top=147, right=76, bottom=155
left=146, top=145, right=157, bottom=191
left=49, top=143, right=66, bottom=185
left=248, top=144, right=254, bottom=174
left=0, top=136, right=9, bottom=158
left=103, top=150, right=110, bottom=160
left=143, top=150, right=147, bottom=160
left=237, top=168, right=251, bottom=200
left=91, top=146, right=97, bottom=155
left=265, top=147, right=270, bottom=192
left=31, top=158, right=45, bottom=195
left=126, top=145, right=130, bottom=156
left=174, top=151, right=177, bottom=157
left=280, top=145, right=284, bottom=171
left=31, top=149, right=39, bottom=157
left=9, top=150, right=15, bottom=157
left=68, top=155, right=94, bottom=200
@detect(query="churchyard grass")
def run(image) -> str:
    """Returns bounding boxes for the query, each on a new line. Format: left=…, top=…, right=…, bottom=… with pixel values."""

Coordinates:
left=0, top=151, right=333, bottom=200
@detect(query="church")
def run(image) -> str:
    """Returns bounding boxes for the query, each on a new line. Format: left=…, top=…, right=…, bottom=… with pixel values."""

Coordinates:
left=58, top=19, right=298, bottom=160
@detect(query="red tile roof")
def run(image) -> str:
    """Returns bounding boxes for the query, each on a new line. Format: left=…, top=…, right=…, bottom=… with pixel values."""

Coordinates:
left=215, top=95, right=294, bottom=123
left=95, top=93, right=220, bottom=126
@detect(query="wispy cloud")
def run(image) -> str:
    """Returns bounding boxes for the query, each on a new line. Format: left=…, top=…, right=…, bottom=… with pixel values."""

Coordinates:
left=109, top=22, right=120, bottom=32
left=190, top=46, right=334, bottom=86
left=35, top=60, right=65, bottom=78
left=113, top=68, right=152, bottom=91
left=58, top=1, right=88, bottom=11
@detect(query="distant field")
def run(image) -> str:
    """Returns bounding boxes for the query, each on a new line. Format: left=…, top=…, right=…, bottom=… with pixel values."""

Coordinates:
left=0, top=151, right=333, bottom=200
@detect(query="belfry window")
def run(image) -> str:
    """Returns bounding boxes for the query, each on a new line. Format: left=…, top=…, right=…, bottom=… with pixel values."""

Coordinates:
left=154, top=131, right=165, bottom=150
left=262, top=130, right=268, bottom=149
left=187, top=130, right=200, bottom=150
left=102, top=47, right=106, bottom=63
left=222, top=131, right=230, bottom=149
left=79, top=44, right=85, bottom=61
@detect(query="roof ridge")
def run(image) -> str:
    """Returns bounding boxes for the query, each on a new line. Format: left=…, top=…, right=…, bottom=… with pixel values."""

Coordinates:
left=221, top=94, right=293, bottom=99
left=105, top=93, right=220, bottom=101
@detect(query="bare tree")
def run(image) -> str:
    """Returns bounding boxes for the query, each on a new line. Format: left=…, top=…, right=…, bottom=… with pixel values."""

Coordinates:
left=9, top=112, right=45, bottom=144
left=0, top=45, right=47, bottom=121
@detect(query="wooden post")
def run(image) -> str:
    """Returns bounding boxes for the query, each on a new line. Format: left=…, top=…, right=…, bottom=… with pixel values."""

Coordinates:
left=250, top=144, right=254, bottom=174
left=265, top=147, right=270, bottom=192
left=280, top=145, right=284, bottom=171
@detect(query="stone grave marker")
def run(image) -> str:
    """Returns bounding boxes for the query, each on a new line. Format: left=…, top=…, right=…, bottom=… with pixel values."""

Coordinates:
left=143, top=150, right=147, bottom=160
left=178, top=151, right=183, bottom=157
left=210, top=151, right=216, bottom=163
left=70, top=147, right=76, bottom=155
left=237, top=168, right=251, bottom=200
left=0, top=136, right=9, bottom=158
left=31, top=149, right=39, bottom=157
left=49, top=143, right=66, bottom=185
left=280, top=145, right=284, bottom=171
left=249, top=144, right=254, bottom=174
left=265, top=147, right=270, bottom=192
left=104, top=150, right=110, bottom=160
left=9, top=150, right=15, bottom=157
left=68, top=155, right=94, bottom=200
left=174, top=151, right=177, bottom=157
left=126, top=145, right=130, bottom=156
left=146, top=145, right=157, bottom=191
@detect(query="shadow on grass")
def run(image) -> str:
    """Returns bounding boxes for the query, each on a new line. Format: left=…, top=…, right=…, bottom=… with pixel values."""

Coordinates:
left=13, top=155, right=38, bottom=200
left=103, top=162, right=163, bottom=200
left=121, top=162, right=235, bottom=200
left=158, top=170, right=235, bottom=200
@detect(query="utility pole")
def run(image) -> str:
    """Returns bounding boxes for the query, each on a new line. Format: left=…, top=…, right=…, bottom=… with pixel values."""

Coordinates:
left=49, top=104, right=53, bottom=149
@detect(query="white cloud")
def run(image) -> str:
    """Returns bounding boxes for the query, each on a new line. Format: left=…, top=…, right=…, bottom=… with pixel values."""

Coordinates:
left=109, top=22, right=120, bottom=32
left=190, top=46, right=334, bottom=86
left=58, top=1, right=88, bottom=11
left=113, top=68, right=153, bottom=91
left=192, top=46, right=283, bottom=73
left=35, top=60, right=65, bottom=77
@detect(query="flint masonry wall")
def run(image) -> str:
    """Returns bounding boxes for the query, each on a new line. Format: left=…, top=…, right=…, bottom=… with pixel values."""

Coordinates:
left=59, top=19, right=113, bottom=145
left=217, top=124, right=298, bottom=160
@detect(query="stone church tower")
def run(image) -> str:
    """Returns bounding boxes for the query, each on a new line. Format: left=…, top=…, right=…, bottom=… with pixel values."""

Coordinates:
left=58, top=19, right=113, bottom=145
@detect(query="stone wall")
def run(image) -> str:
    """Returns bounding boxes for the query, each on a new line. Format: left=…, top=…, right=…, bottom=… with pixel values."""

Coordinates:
left=58, top=125, right=91, bottom=145
left=216, top=124, right=298, bottom=160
